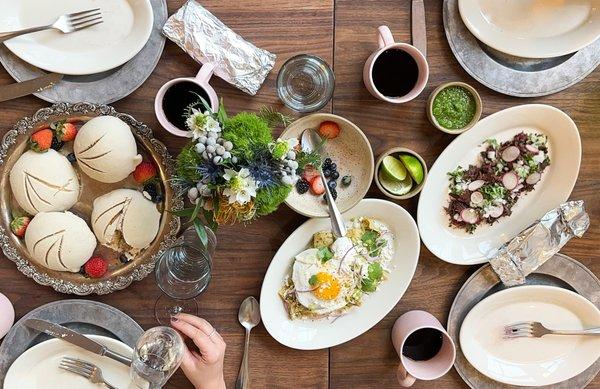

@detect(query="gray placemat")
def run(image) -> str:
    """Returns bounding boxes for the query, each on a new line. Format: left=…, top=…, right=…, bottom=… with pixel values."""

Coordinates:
left=443, top=0, right=600, bottom=97
left=448, top=253, right=600, bottom=388
left=0, top=0, right=167, bottom=104
left=0, top=299, right=143, bottom=386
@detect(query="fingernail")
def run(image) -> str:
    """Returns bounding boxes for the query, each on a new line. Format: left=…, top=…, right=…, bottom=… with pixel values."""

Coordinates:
left=170, top=316, right=178, bottom=322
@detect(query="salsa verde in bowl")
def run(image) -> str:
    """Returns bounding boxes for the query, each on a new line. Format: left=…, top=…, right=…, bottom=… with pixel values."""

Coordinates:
left=427, top=82, right=482, bottom=134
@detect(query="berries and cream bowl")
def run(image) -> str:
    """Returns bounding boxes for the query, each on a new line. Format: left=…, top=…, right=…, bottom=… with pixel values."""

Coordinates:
left=0, top=102, right=182, bottom=295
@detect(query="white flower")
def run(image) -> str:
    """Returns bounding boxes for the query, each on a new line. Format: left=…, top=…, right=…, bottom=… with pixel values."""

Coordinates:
left=222, top=168, right=257, bottom=205
left=186, top=108, right=221, bottom=139
left=270, top=138, right=299, bottom=160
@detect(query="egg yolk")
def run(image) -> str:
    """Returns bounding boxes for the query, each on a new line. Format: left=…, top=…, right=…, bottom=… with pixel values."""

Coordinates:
left=312, top=272, right=341, bottom=300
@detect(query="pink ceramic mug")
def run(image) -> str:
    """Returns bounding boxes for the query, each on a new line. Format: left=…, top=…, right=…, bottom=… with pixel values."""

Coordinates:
left=154, top=63, right=219, bottom=137
left=363, top=25, right=429, bottom=103
left=391, top=310, right=456, bottom=387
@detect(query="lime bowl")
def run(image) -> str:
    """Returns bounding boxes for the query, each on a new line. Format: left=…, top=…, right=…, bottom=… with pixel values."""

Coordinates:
left=374, top=147, right=428, bottom=200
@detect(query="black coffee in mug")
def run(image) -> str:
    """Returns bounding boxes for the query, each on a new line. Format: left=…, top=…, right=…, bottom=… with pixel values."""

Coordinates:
left=162, top=81, right=211, bottom=132
left=402, top=327, right=444, bottom=361
left=372, top=48, right=419, bottom=98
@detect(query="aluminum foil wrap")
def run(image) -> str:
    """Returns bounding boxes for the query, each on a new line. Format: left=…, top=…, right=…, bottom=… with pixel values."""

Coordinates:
left=489, top=200, right=590, bottom=286
left=162, top=0, right=276, bottom=95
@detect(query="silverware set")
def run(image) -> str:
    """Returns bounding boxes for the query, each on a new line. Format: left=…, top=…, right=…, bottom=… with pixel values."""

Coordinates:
left=505, top=321, right=600, bottom=339
left=60, top=357, right=117, bottom=389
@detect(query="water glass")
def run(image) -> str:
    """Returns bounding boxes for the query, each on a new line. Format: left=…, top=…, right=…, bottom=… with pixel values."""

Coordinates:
left=130, top=326, right=185, bottom=389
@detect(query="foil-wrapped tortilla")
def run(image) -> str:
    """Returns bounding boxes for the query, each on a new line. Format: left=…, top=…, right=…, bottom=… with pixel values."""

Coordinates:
left=489, top=200, right=589, bottom=286
left=162, top=0, right=276, bottom=95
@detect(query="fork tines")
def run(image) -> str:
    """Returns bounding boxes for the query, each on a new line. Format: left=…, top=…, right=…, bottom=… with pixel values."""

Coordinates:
left=59, top=356, right=95, bottom=377
left=504, top=322, right=534, bottom=338
left=67, top=8, right=103, bottom=31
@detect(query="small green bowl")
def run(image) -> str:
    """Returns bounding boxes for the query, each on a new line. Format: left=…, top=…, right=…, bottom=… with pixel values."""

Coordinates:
left=427, top=82, right=482, bottom=134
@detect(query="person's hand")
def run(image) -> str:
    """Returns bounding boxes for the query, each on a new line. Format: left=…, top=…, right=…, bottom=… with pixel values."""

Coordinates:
left=170, top=313, right=226, bottom=389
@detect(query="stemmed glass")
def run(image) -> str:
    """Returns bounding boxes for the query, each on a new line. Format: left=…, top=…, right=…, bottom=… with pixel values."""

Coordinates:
left=154, top=225, right=216, bottom=325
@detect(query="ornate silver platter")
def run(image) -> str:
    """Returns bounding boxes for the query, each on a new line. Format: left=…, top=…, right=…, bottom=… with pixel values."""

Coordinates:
left=0, top=0, right=167, bottom=104
left=448, top=253, right=600, bottom=388
left=0, top=299, right=143, bottom=386
left=443, top=0, right=600, bottom=97
left=0, top=102, right=182, bottom=295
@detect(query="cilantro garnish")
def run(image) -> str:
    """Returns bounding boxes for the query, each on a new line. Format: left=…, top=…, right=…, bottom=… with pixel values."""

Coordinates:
left=360, top=230, right=386, bottom=257
left=361, top=263, right=384, bottom=292
left=309, top=274, right=319, bottom=286
left=317, top=247, right=333, bottom=263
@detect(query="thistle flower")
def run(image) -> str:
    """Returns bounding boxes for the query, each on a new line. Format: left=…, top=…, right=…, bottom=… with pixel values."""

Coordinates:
left=197, top=160, right=224, bottom=185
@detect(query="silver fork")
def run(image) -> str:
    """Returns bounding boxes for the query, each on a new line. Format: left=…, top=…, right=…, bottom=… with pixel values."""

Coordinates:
left=0, top=9, right=103, bottom=44
left=504, top=321, right=600, bottom=339
left=59, top=357, right=118, bottom=389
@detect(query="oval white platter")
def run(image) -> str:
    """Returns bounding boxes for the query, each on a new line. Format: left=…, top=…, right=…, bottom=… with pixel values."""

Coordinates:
left=417, top=104, right=581, bottom=265
left=458, top=0, right=600, bottom=59
left=0, top=0, right=153, bottom=75
left=4, top=335, right=133, bottom=389
left=260, top=198, right=420, bottom=350
left=460, top=285, right=600, bottom=386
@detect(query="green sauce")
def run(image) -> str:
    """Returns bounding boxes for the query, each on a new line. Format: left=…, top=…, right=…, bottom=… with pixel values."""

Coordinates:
left=432, top=86, right=477, bottom=130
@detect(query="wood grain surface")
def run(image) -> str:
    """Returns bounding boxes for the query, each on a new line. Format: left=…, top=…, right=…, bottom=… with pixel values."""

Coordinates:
left=0, top=1, right=598, bottom=388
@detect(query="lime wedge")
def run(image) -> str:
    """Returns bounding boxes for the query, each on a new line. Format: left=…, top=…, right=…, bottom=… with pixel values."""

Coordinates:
left=399, top=154, right=424, bottom=184
left=378, top=169, right=413, bottom=195
left=381, top=155, right=407, bottom=181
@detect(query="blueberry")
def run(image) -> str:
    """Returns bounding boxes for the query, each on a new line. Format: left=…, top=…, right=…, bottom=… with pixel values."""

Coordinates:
left=296, top=179, right=309, bottom=194
left=341, top=175, right=352, bottom=186
left=330, top=163, right=337, bottom=171
left=66, top=153, right=76, bottom=163
left=331, top=188, right=338, bottom=200
left=331, top=171, right=340, bottom=180
left=328, top=180, right=337, bottom=189
left=323, top=169, right=331, bottom=178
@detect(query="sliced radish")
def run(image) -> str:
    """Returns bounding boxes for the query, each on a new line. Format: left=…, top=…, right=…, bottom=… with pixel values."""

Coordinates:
left=488, top=205, right=504, bottom=218
left=526, top=172, right=541, bottom=185
left=513, top=183, right=524, bottom=192
left=502, top=171, right=518, bottom=190
left=526, top=144, right=539, bottom=154
left=470, top=191, right=484, bottom=206
left=501, top=146, right=520, bottom=162
left=461, top=208, right=479, bottom=224
left=468, top=180, right=485, bottom=191
left=453, top=213, right=463, bottom=222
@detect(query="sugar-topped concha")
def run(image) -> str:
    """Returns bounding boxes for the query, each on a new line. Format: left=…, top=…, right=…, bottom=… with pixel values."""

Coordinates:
left=74, top=116, right=143, bottom=183
left=10, top=149, right=80, bottom=215
left=91, top=189, right=161, bottom=258
left=25, top=211, right=96, bottom=272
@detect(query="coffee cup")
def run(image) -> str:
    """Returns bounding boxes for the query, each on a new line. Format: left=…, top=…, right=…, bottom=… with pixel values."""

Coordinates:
left=363, top=25, right=429, bottom=103
left=391, top=310, right=456, bottom=387
left=154, top=63, right=219, bottom=137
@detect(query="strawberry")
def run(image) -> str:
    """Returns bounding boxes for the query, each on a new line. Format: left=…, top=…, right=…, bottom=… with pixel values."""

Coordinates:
left=51, top=120, right=78, bottom=142
left=310, top=176, right=325, bottom=195
left=301, top=165, right=319, bottom=183
left=318, top=121, right=341, bottom=139
left=10, top=216, right=30, bottom=238
left=29, top=129, right=53, bottom=152
left=133, top=161, right=157, bottom=184
left=84, top=256, right=108, bottom=278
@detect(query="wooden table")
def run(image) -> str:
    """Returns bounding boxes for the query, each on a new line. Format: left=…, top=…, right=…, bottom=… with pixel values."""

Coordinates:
left=1, top=1, right=599, bottom=388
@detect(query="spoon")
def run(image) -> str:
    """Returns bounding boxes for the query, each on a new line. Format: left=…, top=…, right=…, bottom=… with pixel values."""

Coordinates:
left=235, top=296, right=261, bottom=389
left=301, top=128, right=347, bottom=237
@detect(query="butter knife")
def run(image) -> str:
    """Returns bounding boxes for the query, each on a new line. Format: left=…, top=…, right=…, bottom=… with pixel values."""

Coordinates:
left=0, top=72, right=63, bottom=102
left=24, top=318, right=132, bottom=366
left=412, top=0, right=427, bottom=57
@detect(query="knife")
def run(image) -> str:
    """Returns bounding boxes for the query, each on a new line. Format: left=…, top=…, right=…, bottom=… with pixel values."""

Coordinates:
left=412, top=0, right=427, bottom=57
left=0, top=72, right=63, bottom=103
left=24, top=318, right=132, bottom=367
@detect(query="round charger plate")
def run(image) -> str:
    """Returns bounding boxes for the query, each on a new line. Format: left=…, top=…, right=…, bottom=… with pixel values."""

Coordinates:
left=447, top=253, right=600, bottom=388
left=443, top=0, right=600, bottom=97
left=0, top=0, right=167, bottom=104
left=0, top=299, right=143, bottom=387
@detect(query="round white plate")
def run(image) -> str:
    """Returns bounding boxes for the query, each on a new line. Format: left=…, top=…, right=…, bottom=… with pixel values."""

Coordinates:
left=459, top=285, right=600, bottom=386
left=0, top=0, right=153, bottom=75
left=458, top=0, right=600, bottom=58
left=417, top=104, right=581, bottom=265
left=260, top=198, right=420, bottom=350
left=4, top=335, right=134, bottom=389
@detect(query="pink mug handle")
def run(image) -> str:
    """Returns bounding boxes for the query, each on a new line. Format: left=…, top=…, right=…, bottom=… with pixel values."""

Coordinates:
left=397, top=364, right=417, bottom=387
left=377, top=25, right=395, bottom=49
left=195, top=63, right=215, bottom=83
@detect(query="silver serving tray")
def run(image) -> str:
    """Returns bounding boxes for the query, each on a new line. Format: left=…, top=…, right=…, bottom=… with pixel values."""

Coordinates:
left=448, top=253, right=600, bottom=388
left=443, top=0, right=600, bottom=97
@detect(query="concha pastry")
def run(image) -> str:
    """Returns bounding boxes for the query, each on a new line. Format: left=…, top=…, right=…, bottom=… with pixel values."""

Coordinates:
left=25, top=211, right=96, bottom=272
left=74, top=116, right=143, bottom=183
left=10, top=149, right=80, bottom=215
left=91, top=189, right=161, bottom=258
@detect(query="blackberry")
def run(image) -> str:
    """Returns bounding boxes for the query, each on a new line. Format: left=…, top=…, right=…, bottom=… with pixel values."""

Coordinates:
left=341, top=175, right=352, bottom=186
left=323, top=169, right=331, bottom=178
left=51, top=137, right=64, bottom=151
left=143, top=182, right=162, bottom=203
left=328, top=180, right=337, bottom=189
left=322, top=158, right=332, bottom=168
left=296, top=179, right=309, bottom=194
left=66, top=153, right=76, bottom=163
left=331, top=171, right=340, bottom=180
left=323, top=188, right=338, bottom=201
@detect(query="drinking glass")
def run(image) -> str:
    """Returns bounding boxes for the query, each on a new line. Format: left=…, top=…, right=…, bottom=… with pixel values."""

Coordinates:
left=154, top=226, right=216, bottom=325
left=276, top=54, right=335, bottom=113
left=130, top=326, right=185, bottom=389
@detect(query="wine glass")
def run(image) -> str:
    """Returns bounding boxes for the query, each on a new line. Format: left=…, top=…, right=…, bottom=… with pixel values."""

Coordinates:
left=130, top=326, right=185, bottom=389
left=154, top=226, right=216, bottom=325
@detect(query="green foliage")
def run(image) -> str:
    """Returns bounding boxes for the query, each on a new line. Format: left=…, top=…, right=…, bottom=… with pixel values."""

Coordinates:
left=258, top=106, right=294, bottom=128
left=361, top=262, right=384, bottom=292
left=296, top=149, right=322, bottom=172
left=254, top=184, right=291, bottom=216
left=317, top=247, right=333, bottom=263
left=176, top=143, right=202, bottom=182
left=222, top=113, right=272, bottom=160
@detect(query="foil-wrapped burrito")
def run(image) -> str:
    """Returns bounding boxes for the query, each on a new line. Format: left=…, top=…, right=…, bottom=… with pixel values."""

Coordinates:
left=489, top=200, right=589, bottom=286
left=162, top=0, right=276, bottom=95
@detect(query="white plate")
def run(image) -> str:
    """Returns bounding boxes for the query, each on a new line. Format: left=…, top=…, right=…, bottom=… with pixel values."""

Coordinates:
left=260, top=198, right=420, bottom=350
left=460, top=285, right=600, bottom=386
left=417, top=104, right=580, bottom=265
left=458, top=0, right=600, bottom=58
left=4, top=335, right=135, bottom=389
left=0, top=0, right=153, bottom=75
